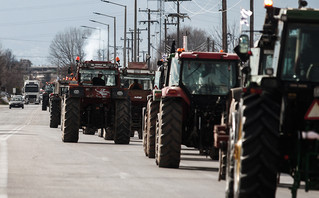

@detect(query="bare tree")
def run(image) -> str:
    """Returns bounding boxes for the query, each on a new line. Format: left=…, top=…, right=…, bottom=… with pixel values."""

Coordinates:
left=210, top=22, right=239, bottom=53
left=0, top=49, right=25, bottom=94
left=165, top=26, right=212, bottom=53
left=49, top=27, right=89, bottom=75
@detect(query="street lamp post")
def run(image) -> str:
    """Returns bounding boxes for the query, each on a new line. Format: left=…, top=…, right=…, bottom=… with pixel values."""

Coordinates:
left=81, top=25, right=102, bottom=60
left=89, top=20, right=110, bottom=61
left=93, top=12, right=116, bottom=64
left=101, top=0, right=127, bottom=67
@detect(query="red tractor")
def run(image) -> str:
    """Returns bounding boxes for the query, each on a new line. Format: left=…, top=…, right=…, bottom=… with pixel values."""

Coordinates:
left=121, top=62, right=154, bottom=139
left=61, top=60, right=131, bottom=144
left=143, top=50, right=240, bottom=168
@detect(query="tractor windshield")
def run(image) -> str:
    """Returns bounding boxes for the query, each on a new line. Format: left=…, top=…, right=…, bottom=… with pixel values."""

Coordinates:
left=181, top=59, right=237, bottom=95
left=79, top=69, right=118, bottom=86
left=121, top=74, right=153, bottom=90
left=281, top=23, right=319, bottom=82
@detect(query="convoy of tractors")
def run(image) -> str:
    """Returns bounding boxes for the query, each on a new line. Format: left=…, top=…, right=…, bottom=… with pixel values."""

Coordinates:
left=44, top=1, right=319, bottom=197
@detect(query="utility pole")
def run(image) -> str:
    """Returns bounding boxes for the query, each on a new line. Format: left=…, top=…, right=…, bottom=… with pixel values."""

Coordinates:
left=126, top=31, right=134, bottom=62
left=164, top=17, right=178, bottom=54
left=130, top=28, right=147, bottom=62
left=166, top=0, right=189, bottom=49
left=134, top=0, right=137, bottom=62
left=139, top=8, right=159, bottom=68
left=165, top=18, right=168, bottom=54
left=177, top=0, right=180, bottom=48
left=222, top=0, right=227, bottom=52
left=121, top=35, right=133, bottom=62
left=250, top=0, right=254, bottom=48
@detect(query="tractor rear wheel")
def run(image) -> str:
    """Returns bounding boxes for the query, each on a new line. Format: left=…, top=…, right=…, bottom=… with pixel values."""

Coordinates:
left=156, top=98, right=183, bottom=168
left=62, top=97, right=80, bottom=143
left=50, top=100, right=60, bottom=128
left=114, top=99, right=131, bottom=144
left=234, top=92, right=280, bottom=198
left=146, top=99, right=159, bottom=158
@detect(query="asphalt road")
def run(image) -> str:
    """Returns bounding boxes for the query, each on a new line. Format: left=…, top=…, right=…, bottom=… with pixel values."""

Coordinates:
left=0, top=104, right=318, bottom=198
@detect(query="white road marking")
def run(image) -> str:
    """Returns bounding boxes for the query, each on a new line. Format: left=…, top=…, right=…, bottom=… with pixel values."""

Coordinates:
left=0, top=141, right=8, bottom=198
left=0, top=106, right=39, bottom=198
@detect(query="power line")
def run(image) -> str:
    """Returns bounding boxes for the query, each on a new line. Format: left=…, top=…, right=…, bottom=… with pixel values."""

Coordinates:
left=0, top=0, right=98, bottom=12
left=0, top=37, right=50, bottom=43
left=0, top=15, right=91, bottom=27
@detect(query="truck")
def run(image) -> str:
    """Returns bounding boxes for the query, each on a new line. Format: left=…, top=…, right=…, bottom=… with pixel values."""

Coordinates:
left=143, top=49, right=240, bottom=167
left=224, top=1, right=319, bottom=197
left=60, top=60, right=131, bottom=144
left=23, top=80, right=40, bottom=104
left=121, top=62, right=154, bottom=139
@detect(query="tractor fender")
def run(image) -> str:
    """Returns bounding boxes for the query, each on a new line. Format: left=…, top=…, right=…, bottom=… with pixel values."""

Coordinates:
left=161, top=87, right=190, bottom=105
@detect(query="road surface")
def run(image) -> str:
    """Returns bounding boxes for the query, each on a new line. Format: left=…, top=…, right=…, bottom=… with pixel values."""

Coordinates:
left=0, top=105, right=318, bottom=198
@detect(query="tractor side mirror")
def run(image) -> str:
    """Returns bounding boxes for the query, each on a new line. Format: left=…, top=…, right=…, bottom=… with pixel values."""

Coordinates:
left=234, top=34, right=250, bottom=62
left=239, top=34, right=249, bottom=54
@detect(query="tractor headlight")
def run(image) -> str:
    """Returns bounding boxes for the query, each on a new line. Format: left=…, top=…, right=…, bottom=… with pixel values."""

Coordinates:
left=117, top=91, right=124, bottom=96
left=73, top=89, right=80, bottom=95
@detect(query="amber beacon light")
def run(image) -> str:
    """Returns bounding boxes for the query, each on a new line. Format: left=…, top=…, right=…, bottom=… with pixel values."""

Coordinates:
left=264, top=0, right=273, bottom=7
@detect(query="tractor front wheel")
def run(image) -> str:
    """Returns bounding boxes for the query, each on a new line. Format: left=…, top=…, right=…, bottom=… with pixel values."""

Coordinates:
left=156, top=98, right=183, bottom=168
left=50, top=99, right=61, bottom=128
left=114, top=99, right=131, bottom=144
left=146, top=99, right=159, bottom=158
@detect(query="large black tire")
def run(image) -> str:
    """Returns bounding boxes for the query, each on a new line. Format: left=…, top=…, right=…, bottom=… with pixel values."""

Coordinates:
left=114, top=99, right=131, bottom=144
left=42, top=103, right=47, bottom=111
left=234, top=92, right=280, bottom=198
left=156, top=98, right=183, bottom=168
left=50, top=100, right=61, bottom=128
left=62, top=97, right=80, bottom=143
left=225, top=113, right=236, bottom=198
left=218, top=142, right=227, bottom=180
left=146, top=99, right=159, bottom=158
left=42, top=93, right=49, bottom=111
left=142, top=107, right=148, bottom=156
left=103, top=127, right=114, bottom=140
left=83, top=127, right=96, bottom=135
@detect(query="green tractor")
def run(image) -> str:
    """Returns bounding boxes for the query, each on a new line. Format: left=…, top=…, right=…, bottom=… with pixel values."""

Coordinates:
left=226, top=1, right=319, bottom=197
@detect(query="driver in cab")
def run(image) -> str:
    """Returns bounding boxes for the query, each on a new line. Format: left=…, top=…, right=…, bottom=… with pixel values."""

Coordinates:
left=92, top=72, right=105, bottom=86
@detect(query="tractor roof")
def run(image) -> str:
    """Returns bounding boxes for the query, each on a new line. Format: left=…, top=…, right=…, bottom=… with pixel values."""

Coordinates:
left=80, top=61, right=117, bottom=69
left=179, top=52, right=239, bottom=60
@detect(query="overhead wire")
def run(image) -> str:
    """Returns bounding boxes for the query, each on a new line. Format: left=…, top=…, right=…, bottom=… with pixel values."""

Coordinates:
left=0, top=0, right=98, bottom=12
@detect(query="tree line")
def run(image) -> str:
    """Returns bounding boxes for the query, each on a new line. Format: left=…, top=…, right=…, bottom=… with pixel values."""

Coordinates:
left=0, top=47, right=27, bottom=95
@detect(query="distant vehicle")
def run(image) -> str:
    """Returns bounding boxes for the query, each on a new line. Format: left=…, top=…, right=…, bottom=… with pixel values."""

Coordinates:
left=42, top=82, right=54, bottom=111
left=121, top=62, right=155, bottom=139
left=9, top=95, right=24, bottom=109
left=23, top=80, right=40, bottom=104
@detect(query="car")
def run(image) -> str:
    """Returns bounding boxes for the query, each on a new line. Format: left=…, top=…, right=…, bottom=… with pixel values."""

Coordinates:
left=9, top=95, right=24, bottom=109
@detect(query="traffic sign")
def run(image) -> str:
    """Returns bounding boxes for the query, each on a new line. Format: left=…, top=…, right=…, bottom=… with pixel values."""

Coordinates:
left=304, top=99, right=319, bottom=120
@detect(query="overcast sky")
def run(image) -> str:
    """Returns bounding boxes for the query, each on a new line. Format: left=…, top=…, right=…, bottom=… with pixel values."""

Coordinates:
left=1, top=0, right=319, bottom=66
